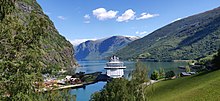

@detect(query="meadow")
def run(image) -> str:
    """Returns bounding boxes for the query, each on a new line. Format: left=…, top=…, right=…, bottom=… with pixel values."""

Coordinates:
left=146, top=70, right=220, bottom=101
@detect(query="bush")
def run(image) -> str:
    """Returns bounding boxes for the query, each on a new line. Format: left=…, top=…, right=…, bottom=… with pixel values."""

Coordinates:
left=151, top=70, right=159, bottom=80
left=185, top=66, right=191, bottom=72
left=159, top=68, right=165, bottom=79
left=212, top=50, right=220, bottom=70
left=165, top=71, right=175, bottom=79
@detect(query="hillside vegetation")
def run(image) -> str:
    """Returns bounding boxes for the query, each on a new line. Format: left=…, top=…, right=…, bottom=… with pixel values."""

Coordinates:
left=0, top=0, right=76, bottom=100
left=0, top=0, right=77, bottom=69
left=146, top=69, right=220, bottom=101
left=116, top=7, right=220, bottom=61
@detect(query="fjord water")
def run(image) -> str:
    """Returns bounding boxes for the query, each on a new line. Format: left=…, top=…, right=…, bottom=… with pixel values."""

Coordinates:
left=71, top=60, right=187, bottom=101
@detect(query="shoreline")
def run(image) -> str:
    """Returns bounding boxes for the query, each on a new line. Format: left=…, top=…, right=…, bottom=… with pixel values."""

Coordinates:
left=42, top=81, right=102, bottom=92
left=173, top=60, right=194, bottom=62
left=136, top=59, right=194, bottom=62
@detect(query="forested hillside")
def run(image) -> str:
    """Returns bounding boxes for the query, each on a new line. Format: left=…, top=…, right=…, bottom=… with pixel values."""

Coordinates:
left=116, top=7, right=220, bottom=61
left=0, top=0, right=77, bottom=100
left=0, top=0, right=77, bottom=70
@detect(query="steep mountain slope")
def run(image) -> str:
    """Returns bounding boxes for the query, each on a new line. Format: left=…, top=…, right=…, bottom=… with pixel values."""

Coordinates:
left=75, top=36, right=138, bottom=60
left=0, top=0, right=77, bottom=69
left=116, top=7, right=220, bottom=61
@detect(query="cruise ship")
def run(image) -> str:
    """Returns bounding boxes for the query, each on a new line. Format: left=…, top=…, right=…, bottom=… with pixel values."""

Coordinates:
left=104, top=56, right=126, bottom=78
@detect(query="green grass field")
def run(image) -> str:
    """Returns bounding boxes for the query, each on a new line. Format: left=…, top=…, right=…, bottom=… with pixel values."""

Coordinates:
left=146, top=70, right=220, bottom=101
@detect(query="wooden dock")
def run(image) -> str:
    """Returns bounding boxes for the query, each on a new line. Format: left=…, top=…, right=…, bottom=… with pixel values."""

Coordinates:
left=54, top=83, right=84, bottom=90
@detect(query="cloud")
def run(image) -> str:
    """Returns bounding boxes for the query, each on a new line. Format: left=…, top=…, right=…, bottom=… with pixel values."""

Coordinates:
left=84, top=14, right=91, bottom=23
left=69, top=39, right=97, bottom=46
left=136, top=31, right=148, bottom=35
left=84, top=21, right=90, bottom=24
left=136, top=13, right=159, bottom=20
left=57, top=16, right=66, bottom=20
left=84, top=14, right=90, bottom=20
left=91, top=8, right=158, bottom=22
left=172, top=18, right=182, bottom=22
left=116, top=9, right=135, bottom=22
left=93, top=8, right=118, bottom=20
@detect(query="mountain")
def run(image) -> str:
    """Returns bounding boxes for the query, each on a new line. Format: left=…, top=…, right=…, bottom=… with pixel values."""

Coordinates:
left=0, top=0, right=77, bottom=69
left=116, top=7, right=220, bottom=61
left=75, top=36, right=139, bottom=60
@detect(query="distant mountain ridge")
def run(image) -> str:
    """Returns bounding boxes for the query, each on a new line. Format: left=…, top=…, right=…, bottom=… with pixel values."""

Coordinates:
left=75, top=36, right=139, bottom=60
left=116, top=7, right=220, bottom=61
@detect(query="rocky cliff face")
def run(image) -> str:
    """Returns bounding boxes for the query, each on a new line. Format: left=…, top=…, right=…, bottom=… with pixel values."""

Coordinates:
left=0, top=0, right=77, bottom=69
left=75, top=36, right=139, bottom=60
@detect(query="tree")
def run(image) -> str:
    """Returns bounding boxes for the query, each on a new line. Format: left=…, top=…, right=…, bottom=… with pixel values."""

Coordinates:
left=131, top=62, right=149, bottom=83
left=159, top=67, right=165, bottom=79
left=165, top=71, right=175, bottom=79
left=185, top=66, right=191, bottom=73
left=131, top=62, right=149, bottom=101
left=151, top=70, right=159, bottom=80
left=90, top=78, right=132, bottom=101
left=212, top=49, right=220, bottom=70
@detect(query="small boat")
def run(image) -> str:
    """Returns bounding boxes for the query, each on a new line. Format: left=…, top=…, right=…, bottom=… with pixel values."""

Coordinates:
left=178, top=66, right=186, bottom=69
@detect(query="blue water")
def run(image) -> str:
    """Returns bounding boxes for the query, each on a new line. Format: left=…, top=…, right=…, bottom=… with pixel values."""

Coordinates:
left=75, top=60, right=108, bottom=74
left=71, top=60, right=187, bottom=101
left=70, top=82, right=106, bottom=101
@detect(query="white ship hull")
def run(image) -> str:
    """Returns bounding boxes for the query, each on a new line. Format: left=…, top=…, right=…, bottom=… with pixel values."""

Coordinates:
left=106, top=69, right=124, bottom=78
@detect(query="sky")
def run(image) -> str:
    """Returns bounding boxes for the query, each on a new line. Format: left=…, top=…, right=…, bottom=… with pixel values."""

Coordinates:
left=36, top=0, right=220, bottom=46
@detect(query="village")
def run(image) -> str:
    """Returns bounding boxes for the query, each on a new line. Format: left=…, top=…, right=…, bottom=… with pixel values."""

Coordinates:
left=39, top=71, right=109, bottom=92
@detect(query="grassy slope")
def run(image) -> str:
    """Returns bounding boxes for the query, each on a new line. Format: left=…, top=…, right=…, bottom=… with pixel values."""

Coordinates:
left=146, top=70, right=220, bottom=101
